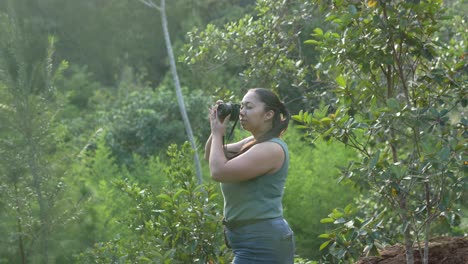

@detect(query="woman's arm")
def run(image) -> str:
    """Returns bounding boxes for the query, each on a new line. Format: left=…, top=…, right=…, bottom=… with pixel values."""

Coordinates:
left=210, top=140, right=284, bottom=182
left=204, top=134, right=213, bottom=161
left=204, top=134, right=253, bottom=160
left=208, top=104, right=282, bottom=183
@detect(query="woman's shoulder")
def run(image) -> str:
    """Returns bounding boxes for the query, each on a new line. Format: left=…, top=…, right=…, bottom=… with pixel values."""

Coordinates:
left=267, top=137, right=286, bottom=143
left=254, top=139, right=286, bottom=156
left=266, top=137, right=288, bottom=149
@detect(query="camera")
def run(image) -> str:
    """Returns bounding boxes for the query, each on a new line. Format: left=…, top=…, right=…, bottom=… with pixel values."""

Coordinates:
left=217, top=103, right=240, bottom=121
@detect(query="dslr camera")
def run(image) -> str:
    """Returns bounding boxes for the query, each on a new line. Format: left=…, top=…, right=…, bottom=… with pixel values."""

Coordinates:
left=217, top=102, right=240, bottom=121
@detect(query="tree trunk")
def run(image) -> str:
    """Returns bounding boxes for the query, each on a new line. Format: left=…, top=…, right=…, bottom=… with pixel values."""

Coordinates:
left=141, top=0, right=203, bottom=184
left=160, top=0, right=202, bottom=184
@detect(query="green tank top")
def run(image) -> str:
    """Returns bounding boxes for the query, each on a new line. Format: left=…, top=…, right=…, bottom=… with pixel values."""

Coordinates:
left=220, top=137, right=289, bottom=221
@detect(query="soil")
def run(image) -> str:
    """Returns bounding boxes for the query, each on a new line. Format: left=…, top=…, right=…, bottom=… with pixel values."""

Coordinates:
left=356, top=236, right=468, bottom=264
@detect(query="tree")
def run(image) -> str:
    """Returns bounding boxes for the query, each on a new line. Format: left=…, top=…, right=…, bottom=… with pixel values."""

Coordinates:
left=104, top=84, right=211, bottom=168
left=294, top=0, right=466, bottom=263
left=0, top=5, right=69, bottom=263
left=139, top=0, right=203, bottom=184
left=181, top=0, right=465, bottom=262
left=79, top=143, right=229, bottom=263
left=182, top=0, right=322, bottom=113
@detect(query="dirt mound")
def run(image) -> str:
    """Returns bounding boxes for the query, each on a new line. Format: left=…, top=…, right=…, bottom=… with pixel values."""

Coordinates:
left=356, top=236, right=468, bottom=264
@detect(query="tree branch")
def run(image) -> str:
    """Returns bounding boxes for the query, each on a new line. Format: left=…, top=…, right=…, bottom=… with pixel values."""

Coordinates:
left=138, top=0, right=160, bottom=10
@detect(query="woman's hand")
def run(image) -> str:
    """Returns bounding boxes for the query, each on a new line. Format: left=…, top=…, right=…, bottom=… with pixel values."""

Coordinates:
left=209, top=100, right=230, bottom=136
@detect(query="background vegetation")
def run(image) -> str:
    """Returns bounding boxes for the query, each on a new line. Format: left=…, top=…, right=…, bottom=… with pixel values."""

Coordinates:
left=0, top=0, right=465, bottom=263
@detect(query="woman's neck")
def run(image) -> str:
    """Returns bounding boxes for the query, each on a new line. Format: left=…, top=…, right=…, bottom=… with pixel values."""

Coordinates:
left=252, top=125, right=272, bottom=140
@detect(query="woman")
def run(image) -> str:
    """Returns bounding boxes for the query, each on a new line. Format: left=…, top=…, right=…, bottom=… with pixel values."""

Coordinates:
left=205, top=88, right=295, bottom=263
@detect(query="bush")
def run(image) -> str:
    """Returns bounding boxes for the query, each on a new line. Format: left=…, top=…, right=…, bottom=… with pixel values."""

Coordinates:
left=105, top=84, right=211, bottom=167
left=79, top=142, right=230, bottom=263
left=283, top=126, right=360, bottom=260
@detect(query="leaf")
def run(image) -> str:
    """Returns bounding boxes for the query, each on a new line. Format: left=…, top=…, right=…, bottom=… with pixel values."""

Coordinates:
left=313, top=28, right=324, bottom=36
left=332, top=208, right=344, bottom=219
left=173, top=189, right=188, bottom=200
left=320, top=217, right=335, bottom=223
left=318, top=233, right=331, bottom=238
left=209, top=193, right=218, bottom=200
left=322, top=127, right=334, bottom=138
left=157, top=193, right=172, bottom=203
left=319, top=240, right=331, bottom=251
left=314, top=105, right=330, bottom=118
left=304, top=39, right=321, bottom=45
left=367, top=0, right=378, bottom=8
left=336, top=75, right=346, bottom=88
left=344, top=204, right=354, bottom=215
left=325, top=14, right=337, bottom=22
left=291, top=114, right=303, bottom=122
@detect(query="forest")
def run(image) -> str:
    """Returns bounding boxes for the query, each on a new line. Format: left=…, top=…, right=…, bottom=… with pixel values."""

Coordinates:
left=0, top=0, right=466, bottom=263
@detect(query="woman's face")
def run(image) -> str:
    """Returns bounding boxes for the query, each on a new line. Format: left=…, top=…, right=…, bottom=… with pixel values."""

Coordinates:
left=239, top=91, right=272, bottom=133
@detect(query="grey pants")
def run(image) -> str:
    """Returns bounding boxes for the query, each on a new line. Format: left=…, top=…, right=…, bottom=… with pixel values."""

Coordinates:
left=224, top=217, right=295, bottom=264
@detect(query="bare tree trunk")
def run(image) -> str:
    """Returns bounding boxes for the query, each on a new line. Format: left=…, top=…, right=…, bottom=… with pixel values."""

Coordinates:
left=139, top=0, right=203, bottom=184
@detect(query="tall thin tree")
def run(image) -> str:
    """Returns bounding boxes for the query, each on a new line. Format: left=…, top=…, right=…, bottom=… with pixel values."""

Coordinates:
left=139, top=0, right=202, bottom=184
left=0, top=13, right=52, bottom=264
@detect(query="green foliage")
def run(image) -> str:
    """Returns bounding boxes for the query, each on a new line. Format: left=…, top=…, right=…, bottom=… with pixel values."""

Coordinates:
left=296, top=0, right=466, bottom=262
left=0, top=8, right=73, bottom=263
left=293, top=257, right=318, bottom=264
left=79, top=142, right=230, bottom=263
left=60, top=130, right=131, bottom=257
left=53, top=129, right=175, bottom=262
left=283, top=127, right=360, bottom=260
left=0, top=0, right=257, bottom=87
left=182, top=0, right=323, bottom=113
left=318, top=202, right=388, bottom=262
left=56, top=65, right=100, bottom=112
left=318, top=192, right=465, bottom=263
left=51, top=66, right=111, bottom=166
left=1, top=0, right=465, bottom=262
left=103, top=81, right=212, bottom=167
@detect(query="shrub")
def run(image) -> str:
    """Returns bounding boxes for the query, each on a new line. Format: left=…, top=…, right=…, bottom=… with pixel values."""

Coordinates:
left=283, top=126, right=360, bottom=260
left=79, top=142, right=230, bottom=263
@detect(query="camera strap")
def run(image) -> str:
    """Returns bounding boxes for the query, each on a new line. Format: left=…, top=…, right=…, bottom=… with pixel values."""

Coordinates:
left=223, top=118, right=239, bottom=156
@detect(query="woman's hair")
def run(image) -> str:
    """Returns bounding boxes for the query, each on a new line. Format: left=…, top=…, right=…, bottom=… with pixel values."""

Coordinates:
left=239, top=88, right=290, bottom=154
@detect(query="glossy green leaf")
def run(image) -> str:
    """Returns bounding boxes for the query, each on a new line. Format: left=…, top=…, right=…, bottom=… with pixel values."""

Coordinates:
left=319, top=240, right=331, bottom=251
left=320, top=217, right=335, bottom=223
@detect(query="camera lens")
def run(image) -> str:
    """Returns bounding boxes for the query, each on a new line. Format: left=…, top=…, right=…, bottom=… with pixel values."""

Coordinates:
left=217, top=103, right=240, bottom=121
left=217, top=103, right=231, bottom=120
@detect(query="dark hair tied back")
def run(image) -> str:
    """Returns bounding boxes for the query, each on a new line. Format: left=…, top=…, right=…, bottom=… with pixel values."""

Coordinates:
left=237, top=88, right=290, bottom=156
left=268, top=99, right=290, bottom=140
